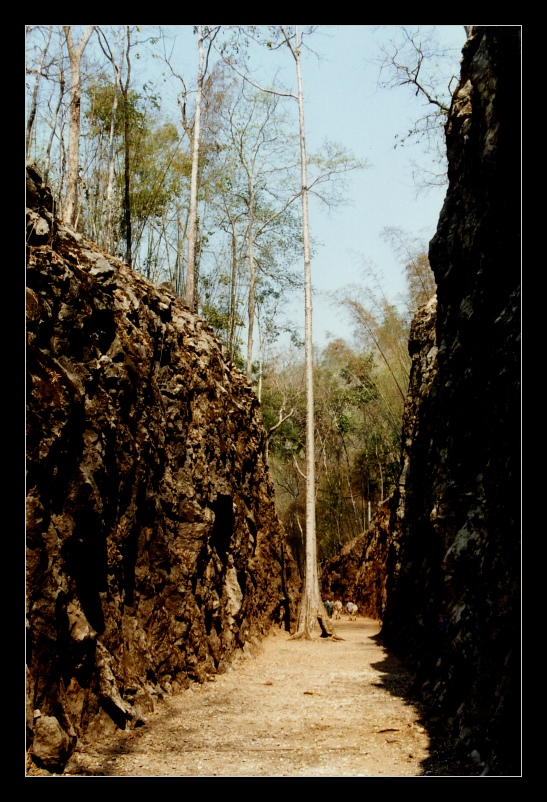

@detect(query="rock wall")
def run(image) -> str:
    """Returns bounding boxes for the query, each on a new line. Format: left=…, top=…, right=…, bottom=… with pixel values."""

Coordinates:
left=322, top=26, right=521, bottom=775
left=26, top=164, right=300, bottom=772
left=321, top=295, right=438, bottom=621
left=382, top=27, right=521, bottom=775
left=320, top=498, right=392, bottom=619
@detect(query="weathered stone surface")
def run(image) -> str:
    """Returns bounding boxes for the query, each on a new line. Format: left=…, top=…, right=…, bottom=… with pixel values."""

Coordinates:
left=320, top=498, right=392, bottom=619
left=322, top=27, right=521, bottom=775
left=379, top=27, right=521, bottom=776
left=31, top=715, right=70, bottom=771
left=26, top=165, right=300, bottom=771
left=321, top=296, right=438, bottom=620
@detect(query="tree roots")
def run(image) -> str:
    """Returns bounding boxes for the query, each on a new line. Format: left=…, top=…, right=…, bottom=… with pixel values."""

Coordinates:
left=288, top=615, right=345, bottom=641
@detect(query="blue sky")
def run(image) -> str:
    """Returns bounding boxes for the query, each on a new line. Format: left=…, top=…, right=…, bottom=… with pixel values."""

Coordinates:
left=133, top=25, right=468, bottom=351
left=280, top=25, right=467, bottom=348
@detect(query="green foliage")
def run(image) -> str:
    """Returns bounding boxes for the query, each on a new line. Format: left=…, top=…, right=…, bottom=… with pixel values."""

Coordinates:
left=334, top=411, right=354, bottom=435
left=85, top=78, right=146, bottom=139
left=79, top=71, right=193, bottom=264
left=129, top=120, right=190, bottom=226
left=262, top=329, right=406, bottom=568
left=200, top=275, right=245, bottom=361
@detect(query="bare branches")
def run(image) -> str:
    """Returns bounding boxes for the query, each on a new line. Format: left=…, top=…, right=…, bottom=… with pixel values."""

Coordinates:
left=376, top=25, right=453, bottom=114
left=292, top=454, right=307, bottom=481
left=62, top=25, right=95, bottom=226
left=265, top=399, right=295, bottom=462
left=267, top=401, right=295, bottom=438
left=213, top=46, right=298, bottom=100
left=374, top=25, right=461, bottom=189
left=26, top=26, right=53, bottom=158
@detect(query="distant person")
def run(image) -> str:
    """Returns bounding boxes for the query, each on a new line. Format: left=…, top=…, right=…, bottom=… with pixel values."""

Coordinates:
left=346, top=600, right=354, bottom=620
left=351, top=602, right=358, bottom=619
left=323, top=598, right=333, bottom=618
left=333, top=599, right=342, bottom=620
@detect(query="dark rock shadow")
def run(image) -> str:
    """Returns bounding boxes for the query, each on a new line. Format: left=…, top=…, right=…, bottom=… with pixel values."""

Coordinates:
left=369, top=633, right=482, bottom=777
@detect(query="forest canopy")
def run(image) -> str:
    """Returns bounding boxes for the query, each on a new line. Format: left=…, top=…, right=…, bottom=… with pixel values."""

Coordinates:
left=26, top=24, right=455, bottom=575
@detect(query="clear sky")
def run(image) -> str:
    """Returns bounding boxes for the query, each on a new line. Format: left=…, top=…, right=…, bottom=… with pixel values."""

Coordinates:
left=279, top=25, right=467, bottom=349
left=137, top=25, right=469, bottom=351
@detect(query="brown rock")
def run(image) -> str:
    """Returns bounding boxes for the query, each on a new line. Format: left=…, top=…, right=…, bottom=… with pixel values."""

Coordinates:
left=31, top=716, right=70, bottom=771
left=381, top=27, right=521, bottom=776
left=26, top=169, right=300, bottom=772
left=322, top=27, right=521, bottom=776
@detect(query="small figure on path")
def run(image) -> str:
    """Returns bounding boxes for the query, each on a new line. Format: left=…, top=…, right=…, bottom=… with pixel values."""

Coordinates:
left=333, top=599, right=342, bottom=620
left=351, top=602, right=358, bottom=619
left=323, top=598, right=334, bottom=618
left=347, top=600, right=354, bottom=620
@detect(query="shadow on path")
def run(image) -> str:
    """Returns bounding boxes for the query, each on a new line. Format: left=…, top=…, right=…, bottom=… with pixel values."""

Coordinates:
left=369, top=632, right=481, bottom=776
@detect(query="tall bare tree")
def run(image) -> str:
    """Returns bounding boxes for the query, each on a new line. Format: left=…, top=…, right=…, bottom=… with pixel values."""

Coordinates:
left=43, top=33, right=66, bottom=187
left=96, top=26, right=126, bottom=254
left=214, top=24, right=363, bottom=637
left=248, top=25, right=342, bottom=639
left=282, top=25, right=325, bottom=639
left=62, top=25, right=95, bottom=227
left=26, top=26, right=53, bottom=160
left=170, top=25, right=220, bottom=310
left=121, top=26, right=134, bottom=266
left=184, top=25, right=204, bottom=310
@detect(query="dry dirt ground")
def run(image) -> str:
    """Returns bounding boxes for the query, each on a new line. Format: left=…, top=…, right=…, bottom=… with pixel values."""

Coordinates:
left=43, top=617, right=478, bottom=777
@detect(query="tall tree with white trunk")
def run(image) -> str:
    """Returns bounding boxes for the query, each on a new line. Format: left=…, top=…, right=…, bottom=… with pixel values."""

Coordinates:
left=25, top=26, right=53, bottom=160
left=62, top=25, right=95, bottom=228
left=279, top=25, right=326, bottom=639
left=216, top=24, right=364, bottom=637
left=96, top=25, right=126, bottom=255
left=184, top=24, right=204, bottom=310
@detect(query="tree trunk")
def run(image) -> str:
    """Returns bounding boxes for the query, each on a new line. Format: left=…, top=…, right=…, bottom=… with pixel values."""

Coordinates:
left=228, top=226, right=238, bottom=358
left=62, top=25, right=94, bottom=228
left=375, top=443, right=384, bottom=503
left=103, top=27, right=125, bottom=254
left=122, top=27, right=132, bottom=267
left=287, top=26, right=338, bottom=640
left=175, top=207, right=188, bottom=296
left=257, top=343, right=263, bottom=403
left=246, top=185, right=256, bottom=383
left=26, top=26, right=53, bottom=160
left=185, top=24, right=204, bottom=312
left=44, top=36, right=65, bottom=186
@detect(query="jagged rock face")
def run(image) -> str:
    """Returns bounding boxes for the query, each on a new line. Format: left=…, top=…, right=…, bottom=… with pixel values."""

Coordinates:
left=26, top=166, right=300, bottom=771
left=380, top=27, right=521, bottom=775
left=321, top=27, right=520, bottom=775
left=321, top=499, right=392, bottom=619
left=321, top=296, right=439, bottom=620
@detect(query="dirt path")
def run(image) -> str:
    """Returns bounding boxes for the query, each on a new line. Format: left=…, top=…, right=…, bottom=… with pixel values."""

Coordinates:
left=62, top=617, right=470, bottom=777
